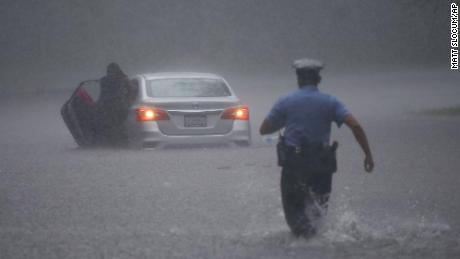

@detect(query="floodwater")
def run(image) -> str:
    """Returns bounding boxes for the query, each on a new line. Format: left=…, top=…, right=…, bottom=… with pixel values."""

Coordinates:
left=1, top=69, right=459, bottom=258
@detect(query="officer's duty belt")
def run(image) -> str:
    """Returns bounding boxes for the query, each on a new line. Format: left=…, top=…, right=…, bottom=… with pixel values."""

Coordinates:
left=284, top=141, right=338, bottom=155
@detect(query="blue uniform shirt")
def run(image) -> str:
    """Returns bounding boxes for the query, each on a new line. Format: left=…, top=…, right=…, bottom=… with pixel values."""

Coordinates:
left=266, top=85, right=351, bottom=147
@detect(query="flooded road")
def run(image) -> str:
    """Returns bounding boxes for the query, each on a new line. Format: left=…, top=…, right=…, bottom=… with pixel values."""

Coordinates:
left=1, top=69, right=459, bottom=258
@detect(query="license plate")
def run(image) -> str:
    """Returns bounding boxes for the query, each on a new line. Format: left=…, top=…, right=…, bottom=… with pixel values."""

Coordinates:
left=184, top=115, right=207, bottom=127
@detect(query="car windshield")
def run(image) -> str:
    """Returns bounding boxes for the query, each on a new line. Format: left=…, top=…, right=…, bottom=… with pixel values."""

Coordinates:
left=146, top=78, right=232, bottom=97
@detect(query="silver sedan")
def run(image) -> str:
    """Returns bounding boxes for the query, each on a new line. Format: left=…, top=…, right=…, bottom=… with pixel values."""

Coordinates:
left=61, top=73, right=251, bottom=148
left=126, top=73, right=251, bottom=148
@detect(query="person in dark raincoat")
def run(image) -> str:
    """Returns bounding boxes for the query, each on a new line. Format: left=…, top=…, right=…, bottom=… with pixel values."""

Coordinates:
left=97, top=63, right=132, bottom=144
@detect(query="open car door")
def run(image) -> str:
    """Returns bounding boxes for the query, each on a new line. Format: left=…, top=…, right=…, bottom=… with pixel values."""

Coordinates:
left=61, top=80, right=100, bottom=147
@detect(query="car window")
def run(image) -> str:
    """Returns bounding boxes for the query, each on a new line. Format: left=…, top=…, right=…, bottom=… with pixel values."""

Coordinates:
left=80, top=80, right=100, bottom=101
left=146, top=78, right=232, bottom=97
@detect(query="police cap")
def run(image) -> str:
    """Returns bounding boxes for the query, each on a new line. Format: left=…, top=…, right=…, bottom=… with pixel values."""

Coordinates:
left=292, top=58, right=324, bottom=73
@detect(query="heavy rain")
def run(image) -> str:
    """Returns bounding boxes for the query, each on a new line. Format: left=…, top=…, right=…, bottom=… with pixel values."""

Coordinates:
left=1, top=0, right=459, bottom=258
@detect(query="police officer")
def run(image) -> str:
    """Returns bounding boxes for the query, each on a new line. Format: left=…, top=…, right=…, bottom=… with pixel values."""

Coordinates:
left=259, top=58, right=374, bottom=237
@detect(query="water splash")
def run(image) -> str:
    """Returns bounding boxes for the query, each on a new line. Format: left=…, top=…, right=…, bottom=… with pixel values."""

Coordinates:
left=308, top=205, right=460, bottom=258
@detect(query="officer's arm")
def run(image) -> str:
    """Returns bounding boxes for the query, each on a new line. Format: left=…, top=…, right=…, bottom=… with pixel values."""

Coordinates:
left=259, top=119, right=280, bottom=135
left=344, top=115, right=374, bottom=172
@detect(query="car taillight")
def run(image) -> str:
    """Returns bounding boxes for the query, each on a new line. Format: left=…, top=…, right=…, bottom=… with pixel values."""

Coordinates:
left=221, top=105, right=249, bottom=120
left=136, top=107, right=170, bottom=121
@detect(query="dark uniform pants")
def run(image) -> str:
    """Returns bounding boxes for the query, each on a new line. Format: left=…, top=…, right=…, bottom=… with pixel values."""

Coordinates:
left=281, top=164, right=332, bottom=237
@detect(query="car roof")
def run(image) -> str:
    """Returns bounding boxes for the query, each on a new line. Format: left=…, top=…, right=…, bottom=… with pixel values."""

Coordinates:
left=139, top=72, right=224, bottom=81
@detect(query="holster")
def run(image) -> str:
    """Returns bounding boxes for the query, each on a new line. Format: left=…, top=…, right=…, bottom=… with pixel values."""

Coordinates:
left=276, top=135, right=289, bottom=167
left=277, top=136, right=338, bottom=174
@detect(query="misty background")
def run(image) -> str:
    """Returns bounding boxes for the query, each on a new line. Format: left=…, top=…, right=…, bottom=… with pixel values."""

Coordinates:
left=0, top=0, right=450, bottom=94
left=2, top=1, right=460, bottom=258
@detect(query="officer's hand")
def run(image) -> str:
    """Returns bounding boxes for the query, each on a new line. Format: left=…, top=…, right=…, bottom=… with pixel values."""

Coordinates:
left=364, top=155, right=374, bottom=173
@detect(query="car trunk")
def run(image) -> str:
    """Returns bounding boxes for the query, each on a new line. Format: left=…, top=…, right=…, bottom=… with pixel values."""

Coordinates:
left=143, top=97, right=239, bottom=135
